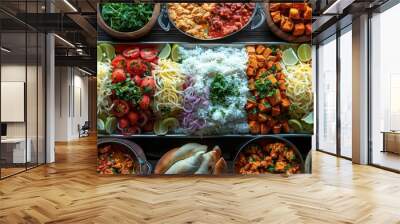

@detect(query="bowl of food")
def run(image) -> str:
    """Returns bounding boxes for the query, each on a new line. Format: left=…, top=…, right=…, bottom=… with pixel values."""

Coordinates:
left=264, top=3, right=312, bottom=43
left=97, top=138, right=152, bottom=175
left=234, top=136, right=304, bottom=175
left=98, top=3, right=160, bottom=40
left=159, top=3, right=264, bottom=40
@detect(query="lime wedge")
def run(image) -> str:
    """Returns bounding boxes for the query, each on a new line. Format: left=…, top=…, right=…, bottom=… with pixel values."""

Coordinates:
left=153, top=120, right=168, bottom=135
left=171, top=44, right=181, bottom=62
left=297, top=44, right=312, bottom=62
left=99, top=43, right=115, bottom=61
left=97, top=119, right=105, bottom=132
left=158, top=44, right=171, bottom=59
left=97, top=45, right=103, bottom=62
left=288, top=119, right=303, bottom=132
left=282, top=48, right=299, bottom=66
left=105, top=117, right=117, bottom=135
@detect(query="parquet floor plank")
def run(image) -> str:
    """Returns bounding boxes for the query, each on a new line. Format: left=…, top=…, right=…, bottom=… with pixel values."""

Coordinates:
left=0, top=136, right=399, bottom=223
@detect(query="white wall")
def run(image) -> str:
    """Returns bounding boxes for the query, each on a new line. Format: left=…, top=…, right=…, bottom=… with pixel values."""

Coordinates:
left=54, top=67, right=89, bottom=141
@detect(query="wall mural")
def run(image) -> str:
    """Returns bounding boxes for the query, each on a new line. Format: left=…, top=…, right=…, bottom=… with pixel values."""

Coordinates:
left=97, top=2, right=313, bottom=176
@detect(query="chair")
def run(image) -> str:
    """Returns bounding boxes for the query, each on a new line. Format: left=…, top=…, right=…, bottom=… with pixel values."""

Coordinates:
left=79, top=121, right=90, bottom=138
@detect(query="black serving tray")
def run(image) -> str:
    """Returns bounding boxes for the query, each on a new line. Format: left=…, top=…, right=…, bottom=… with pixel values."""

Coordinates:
left=98, top=134, right=312, bottom=173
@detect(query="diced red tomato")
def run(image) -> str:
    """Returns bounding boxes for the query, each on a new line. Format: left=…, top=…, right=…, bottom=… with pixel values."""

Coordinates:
left=123, top=47, right=140, bottom=59
left=111, top=55, right=126, bottom=68
left=140, top=48, right=158, bottom=62
left=112, top=99, right=130, bottom=117
left=133, top=75, right=142, bottom=86
left=118, top=118, right=129, bottom=129
left=139, top=95, right=150, bottom=110
left=127, top=59, right=148, bottom=76
left=111, top=68, right=126, bottom=83
left=141, top=77, right=155, bottom=94
left=127, top=111, right=139, bottom=126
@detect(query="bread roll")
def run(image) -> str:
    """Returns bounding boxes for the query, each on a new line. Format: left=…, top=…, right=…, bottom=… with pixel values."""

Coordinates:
left=213, top=157, right=227, bottom=175
left=154, top=143, right=206, bottom=174
left=195, top=146, right=221, bottom=174
left=165, top=151, right=204, bottom=174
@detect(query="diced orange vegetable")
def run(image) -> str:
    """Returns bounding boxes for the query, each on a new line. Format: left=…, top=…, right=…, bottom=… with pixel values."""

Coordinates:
left=267, top=55, right=277, bottom=62
left=258, top=99, right=271, bottom=113
left=258, top=61, right=265, bottom=68
left=273, top=123, right=282, bottom=134
left=249, top=59, right=258, bottom=68
left=267, top=74, right=278, bottom=85
left=256, top=45, right=266, bottom=54
left=281, top=98, right=291, bottom=109
left=249, top=121, right=260, bottom=134
left=275, top=63, right=282, bottom=71
left=256, top=55, right=265, bottom=61
left=266, top=61, right=274, bottom=69
left=278, top=79, right=286, bottom=90
left=258, top=113, right=268, bottom=122
left=282, top=121, right=290, bottom=133
left=260, top=123, right=270, bottom=134
left=263, top=48, right=272, bottom=58
left=246, top=46, right=255, bottom=54
left=271, top=106, right=281, bottom=117
left=247, top=67, right=255, bottom=76
left=257, top=68, right=267, bottom=76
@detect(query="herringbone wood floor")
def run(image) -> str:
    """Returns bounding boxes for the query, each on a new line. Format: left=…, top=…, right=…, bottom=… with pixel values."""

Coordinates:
left=1, top=136, right=400, bottom=224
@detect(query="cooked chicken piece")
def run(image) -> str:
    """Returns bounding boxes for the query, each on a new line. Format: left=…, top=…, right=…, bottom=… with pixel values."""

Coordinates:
left=304, top=6, right=312, bottom=20
left=305, top=23, right=312, bottom=36
left=269, top=3, right=280, bottom=12
left=293, top=23, right=305, bottom=36
left=289, top=8, right=301, bottom=20
left=271, top=11, right=281, bottom=24
left=280, top=17, right=294, bottom=32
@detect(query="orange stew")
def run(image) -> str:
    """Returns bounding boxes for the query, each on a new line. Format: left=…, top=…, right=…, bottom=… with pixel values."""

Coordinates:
left=97, top=144, right=136, bottom=174
left=208, top=3, right=255, bottom=38
left=235, top=142, right=301, bottom=175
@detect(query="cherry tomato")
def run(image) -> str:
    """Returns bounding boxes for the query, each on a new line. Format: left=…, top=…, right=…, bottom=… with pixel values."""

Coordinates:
left=118, top=118, right=129, bottom=129
left=141, top=77, right=155, bottom=94
left=123, top=47, right=140, bottom=59
left=111, top=68, right=126, bottom=83
left=140, top=48, right=158, bottom=62
left=127, top=111, right=139, bottom=126
left=127, top=59, right=148, bottom=76
left=133, top=75, right=142, bottom=86
left=139, top=95, right=151, bottom=110
left=112, top=99, right=130, bottom=117
left=111, top=55, right=126, bottom=68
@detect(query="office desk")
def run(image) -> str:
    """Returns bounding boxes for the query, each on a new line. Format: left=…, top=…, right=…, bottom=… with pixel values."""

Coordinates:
left=1, top=138, right=31, bottom=163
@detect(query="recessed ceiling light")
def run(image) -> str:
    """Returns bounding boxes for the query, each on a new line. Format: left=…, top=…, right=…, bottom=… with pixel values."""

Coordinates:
left=63, top=0, right=78, bottom=12
left=1, top=47, right=11, bottom=53
left=54, top=34, right=75, bottom=48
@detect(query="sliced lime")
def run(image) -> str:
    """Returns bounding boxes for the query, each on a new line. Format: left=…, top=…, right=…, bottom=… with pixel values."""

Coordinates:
left=153, top=120, right=168, bottom=135
left=105, top=117, right=117, bottom=135
left=297, top=44, right=312, bottom=62
left=282, top=48, right=299, bottom=66
left=171, top=44, right=181, bottom=62
left=97, top=119, right=105, bottom=132
left=158, top=44, right=171, bottom=59
left=288, top=119, right=303, bottom=132
left=99, top=43, right=115, bottom=61
left=97, top=45, right=103, bottom=62
left=161, top=117, right=179, bottom=131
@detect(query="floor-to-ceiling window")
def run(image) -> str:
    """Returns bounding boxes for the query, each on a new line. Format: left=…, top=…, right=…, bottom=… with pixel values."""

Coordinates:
left=340, top=27, right=353, bottom=158
left=370, top=3, right=400, bottom=171
left=0, top=1, right=46, bottom=179
left=317, top=36, right=337, bottom=154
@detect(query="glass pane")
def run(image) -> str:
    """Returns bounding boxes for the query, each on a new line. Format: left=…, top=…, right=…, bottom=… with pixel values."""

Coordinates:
left=371, top=4, right=400, bottom=171
left=340, top=29, right=352, bottom=158
left=38, top=32, right=46, bottom=165
left=27, top=31, right=38, bottom=169
left=318, top=37, right=337, bottom=154
left=1, top=31, right=27, bottom=177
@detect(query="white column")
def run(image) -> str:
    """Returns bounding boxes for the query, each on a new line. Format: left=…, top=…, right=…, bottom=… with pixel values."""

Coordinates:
left=46, top=32, right=55, bottom=163
left=352, top=14, right=369, bottom=164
